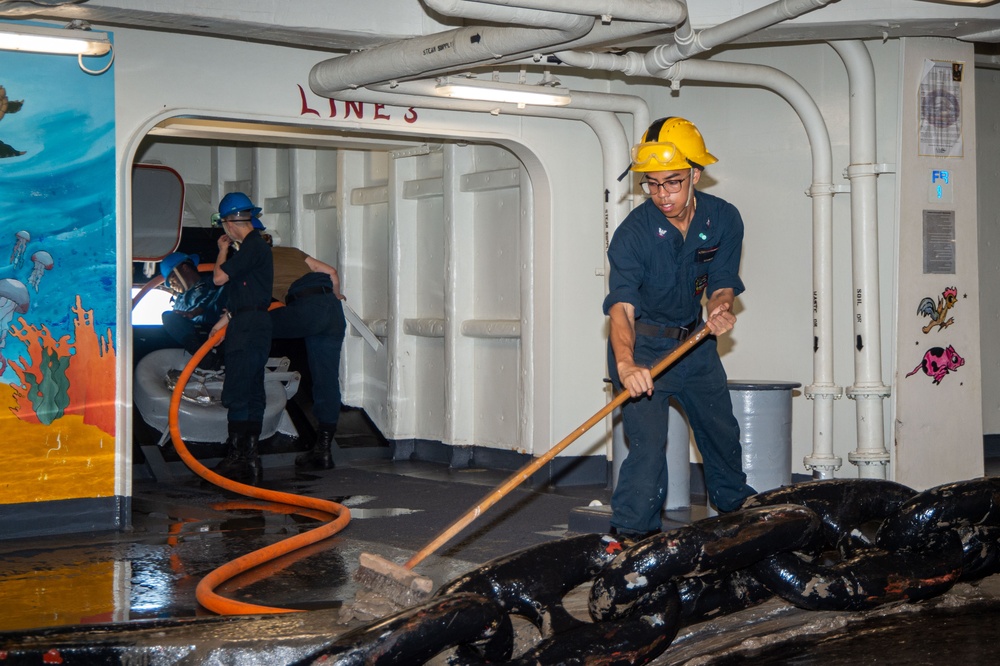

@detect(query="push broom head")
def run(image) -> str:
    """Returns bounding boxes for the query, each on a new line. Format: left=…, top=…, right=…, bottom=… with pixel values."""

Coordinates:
left=354, top=552, right=435, bottom=609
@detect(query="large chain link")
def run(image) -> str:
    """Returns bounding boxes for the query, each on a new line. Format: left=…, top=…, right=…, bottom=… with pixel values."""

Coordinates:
left=294, top=477, right=1000, bottom=665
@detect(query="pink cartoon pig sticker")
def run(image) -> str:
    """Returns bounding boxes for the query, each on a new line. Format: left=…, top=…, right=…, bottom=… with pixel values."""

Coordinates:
left=906, top=345, right=965, bottom=385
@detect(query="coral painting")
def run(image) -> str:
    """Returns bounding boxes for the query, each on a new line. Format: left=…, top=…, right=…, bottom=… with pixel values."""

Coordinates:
left=0, top=39, right=116, bottom=504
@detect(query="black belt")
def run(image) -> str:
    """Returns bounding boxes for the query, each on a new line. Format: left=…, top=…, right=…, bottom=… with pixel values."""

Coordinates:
left=286, top=286, right=333, bottom=305
left=634, top=318, right=700, bottom=341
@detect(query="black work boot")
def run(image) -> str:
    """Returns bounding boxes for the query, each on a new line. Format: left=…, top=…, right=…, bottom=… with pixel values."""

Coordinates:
left=213, top=432, right=247, bottom=479
left=243, top=433, right=263, bottom=486
left=213, top=431, right=262, bottom=485
left=295, top=430, right=336, bottom=470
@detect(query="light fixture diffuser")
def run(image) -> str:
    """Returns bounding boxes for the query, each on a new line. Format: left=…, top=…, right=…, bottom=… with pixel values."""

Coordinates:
left=435, top=78, right=571, bottom=106
left=0, top=22, right=111, bottom=56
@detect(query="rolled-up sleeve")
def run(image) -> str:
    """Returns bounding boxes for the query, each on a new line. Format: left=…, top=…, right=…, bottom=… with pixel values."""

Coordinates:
left=603, top=224, right=644, bottom=318
left=707, top=204, right=745, bottom=297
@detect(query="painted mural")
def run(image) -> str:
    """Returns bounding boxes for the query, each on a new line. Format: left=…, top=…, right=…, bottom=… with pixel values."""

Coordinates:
left=0, top=46, right=116, bottom=504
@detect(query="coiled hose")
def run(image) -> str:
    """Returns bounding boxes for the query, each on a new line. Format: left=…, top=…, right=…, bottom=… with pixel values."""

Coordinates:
left=139, top=269, right=352, bottom=614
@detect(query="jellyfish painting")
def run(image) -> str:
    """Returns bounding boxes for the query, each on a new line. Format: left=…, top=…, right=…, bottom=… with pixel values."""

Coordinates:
left=28, top=250, right=53, bottom=292
left=0, top=278, right=29, bottom=374
left=9, top=230, right=28, bottom=268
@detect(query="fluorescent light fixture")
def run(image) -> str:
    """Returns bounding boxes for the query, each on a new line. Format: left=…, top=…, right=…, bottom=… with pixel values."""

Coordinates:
left=0, top=22, right=111, bottom=56
left=435, top=78, right=571, bottom=106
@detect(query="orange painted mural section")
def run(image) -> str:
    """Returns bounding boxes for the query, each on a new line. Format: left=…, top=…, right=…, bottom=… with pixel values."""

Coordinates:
left=2, top=295, right=116, bottom=504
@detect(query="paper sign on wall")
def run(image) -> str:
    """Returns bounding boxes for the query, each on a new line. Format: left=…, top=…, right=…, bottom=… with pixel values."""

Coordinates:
left=919, top=60, right=963, bottom=158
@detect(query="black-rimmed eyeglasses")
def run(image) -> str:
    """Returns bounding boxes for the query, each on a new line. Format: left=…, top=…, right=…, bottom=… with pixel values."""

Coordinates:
left=641, top=176, right=688, bottom=195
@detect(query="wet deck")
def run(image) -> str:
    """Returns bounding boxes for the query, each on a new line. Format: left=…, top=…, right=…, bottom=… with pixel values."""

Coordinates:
left=0, top=456, right=609, bottom=623
left=1, top=428, right=999, bottom=664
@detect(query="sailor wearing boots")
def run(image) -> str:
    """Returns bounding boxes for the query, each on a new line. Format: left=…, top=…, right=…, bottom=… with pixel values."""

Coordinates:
left=269, top=245, right=347, bottom=470
left=604, top=117, right=755, bottom=536
left=209, top=192, right=274, bottom=485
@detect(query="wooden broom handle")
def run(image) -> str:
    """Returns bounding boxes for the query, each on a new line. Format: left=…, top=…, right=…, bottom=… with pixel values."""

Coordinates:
left=404, top=324, right=711, bottom=570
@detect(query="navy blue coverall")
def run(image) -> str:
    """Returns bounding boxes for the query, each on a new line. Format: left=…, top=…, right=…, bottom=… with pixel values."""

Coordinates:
left=219, top=230, right=273, bottom=435
left=269, top=246, right=346, bottom=434
left=604, top=191, right=755, bottom=530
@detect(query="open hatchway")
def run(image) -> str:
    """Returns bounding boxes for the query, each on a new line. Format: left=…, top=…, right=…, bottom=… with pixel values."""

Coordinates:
left=129, top=116, right=537, bottom=479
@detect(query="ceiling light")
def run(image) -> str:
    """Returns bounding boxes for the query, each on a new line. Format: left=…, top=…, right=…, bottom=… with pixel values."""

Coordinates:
left=915, top=0, right=998, bottom=5
left=0, top=22, right=111, bottom=56
left=434, top=78, right=572, bottom=107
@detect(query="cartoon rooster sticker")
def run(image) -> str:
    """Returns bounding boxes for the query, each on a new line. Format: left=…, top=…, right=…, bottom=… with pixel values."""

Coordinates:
left=916, top=286, right=957, bottom=334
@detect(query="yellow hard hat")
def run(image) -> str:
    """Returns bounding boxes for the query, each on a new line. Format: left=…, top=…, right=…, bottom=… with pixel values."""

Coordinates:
left=639, top=116, right=718, bottom=168
left=629, top=140, right=691, bottom=173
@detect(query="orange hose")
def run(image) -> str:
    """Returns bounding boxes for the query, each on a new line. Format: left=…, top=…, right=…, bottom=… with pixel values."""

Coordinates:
left=163, top=305, right=352, bottom=615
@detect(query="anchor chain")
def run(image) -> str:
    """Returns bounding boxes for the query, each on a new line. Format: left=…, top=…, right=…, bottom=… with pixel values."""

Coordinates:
left=297, top=477, right=1000, bottom=665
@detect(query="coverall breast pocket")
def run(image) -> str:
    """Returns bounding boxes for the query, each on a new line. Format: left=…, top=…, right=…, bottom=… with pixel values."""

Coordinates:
left=695, top=245, right=719, bottom=263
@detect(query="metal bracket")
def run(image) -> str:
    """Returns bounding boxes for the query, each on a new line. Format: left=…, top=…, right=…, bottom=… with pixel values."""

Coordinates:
left=846, top=384, right=891, bottom=400
left=804, top=384, right=844, bottom=399
left=848, top=449, right=891, bottom=466
left=843, top=162, right=895, bottom=179
left=805, top=183, right=851, bottom=197
left=803, top=453, right=843, bottom=472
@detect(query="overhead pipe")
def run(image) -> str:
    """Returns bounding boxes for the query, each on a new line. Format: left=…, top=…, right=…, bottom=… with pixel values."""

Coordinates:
left=556, top=0, right=841, bottom=88
left=427, top=0, right=688, bottom=49
left=830, top=40, right=890, bottom=479
left=461, top=0, right=686, bottom=23
left=425, top=0, right=604, bottom=28
left=310, top=1, right=684, bottom=98
left=558, top=0, right=840, bottom=77
left=309, top=16, right=594, bottom=95
left=645, top=0, right=842, bottom=72
left=671, top=0, right=696, bottom=52
left=957, top=28, right=1000, bottom=43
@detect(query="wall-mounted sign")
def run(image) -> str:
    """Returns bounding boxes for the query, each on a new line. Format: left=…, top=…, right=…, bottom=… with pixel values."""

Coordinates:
left=919, top=60, right=963, bottom=158
left=923, top=209, right=955, bottom=275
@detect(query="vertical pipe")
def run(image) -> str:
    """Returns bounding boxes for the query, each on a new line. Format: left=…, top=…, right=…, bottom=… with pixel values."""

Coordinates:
left=805, top=178, right=843, bottom=479
left=663, top=58, right=843, bottom=479
left=831, top=40, right=891, bottom=478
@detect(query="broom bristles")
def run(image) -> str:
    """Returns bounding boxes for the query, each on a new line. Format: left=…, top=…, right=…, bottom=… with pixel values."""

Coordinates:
left=354, top=552, right=434, bottom=608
